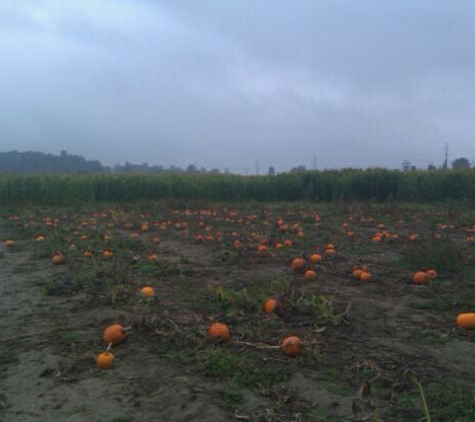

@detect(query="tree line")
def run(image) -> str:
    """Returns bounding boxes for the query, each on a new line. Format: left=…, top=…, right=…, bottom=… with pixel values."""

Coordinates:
left=0, top=150, right=227, bottom=175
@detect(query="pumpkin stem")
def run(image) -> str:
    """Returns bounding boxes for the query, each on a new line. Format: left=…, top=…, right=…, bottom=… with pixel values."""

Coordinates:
left=106, top=342, right=112, bottom=353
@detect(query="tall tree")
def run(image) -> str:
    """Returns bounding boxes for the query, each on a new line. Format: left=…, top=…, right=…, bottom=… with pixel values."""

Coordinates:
left=452, top=157, right=470, bottom=169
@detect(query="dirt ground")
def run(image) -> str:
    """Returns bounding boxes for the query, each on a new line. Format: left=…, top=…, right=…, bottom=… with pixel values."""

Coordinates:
left=1, top=203, right=474, bottom=421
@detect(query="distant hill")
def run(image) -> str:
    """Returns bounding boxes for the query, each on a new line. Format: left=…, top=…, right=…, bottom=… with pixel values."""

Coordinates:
left=0, top=150, right=107, bottom=174
left=0, top=150, right=224, bottom=175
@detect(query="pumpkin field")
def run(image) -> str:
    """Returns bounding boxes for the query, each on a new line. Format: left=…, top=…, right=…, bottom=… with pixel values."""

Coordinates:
left=1, top=188, right=475, bottom=420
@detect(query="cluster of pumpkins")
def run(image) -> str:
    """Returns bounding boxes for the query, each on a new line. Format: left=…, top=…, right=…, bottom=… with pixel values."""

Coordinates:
left=96, top=286, right=155, bottom=369
left=96, top=324, right=125, bottom=369
left=96, top=298, right=300, bottom=370
left=207, top=314, right=302, bottom=358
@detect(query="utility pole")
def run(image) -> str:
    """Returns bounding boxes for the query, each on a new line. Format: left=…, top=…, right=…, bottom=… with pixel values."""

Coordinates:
left=443, top=143, right=448, bottom=170
left=255, top=158, right=260, bottom=175
left=312, top=155, right=317, bottom=170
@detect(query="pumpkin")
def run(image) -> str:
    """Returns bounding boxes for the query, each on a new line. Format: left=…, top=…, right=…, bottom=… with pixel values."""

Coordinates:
left=147, top=253, right=158, bottom=261
left=262, top=298, right=278, bottom=313
left=309, top=254, right=322, bottom=264
left=4, top=239, right=14, bottom=246
left=352, top=268, right=363, bottom=280
left=257, top=244, right=268, bottom=253
left=303, top=269, right=317, bottom=281
left=412, top=271, right=428, bottom=285
left=283, top=239, right=293, bottom=247
left=281, top=335, right=302, bottom=358
left=140, top=286, right=154, bottom=298
left=103, top=324, right=125, bottom=345
left=83, top=249, right=93, bottom=258
left=359, top=271, right=371, bottom=282
left=291, top=258, right=306, bottom=271
left=51, top=251, right=64, bottom=265
left=455, top=312, right=475, bottom=329
left=96, top=351, right=114, bottom=369
left=35, top=235, right=45, bottom=242
left=262, top=298, right=284, bottom=318
left=102, top=249, right=113, bottom=259
left=425, top=269, right=438, bottom=280
left=207, top=322, right=230, bottom=342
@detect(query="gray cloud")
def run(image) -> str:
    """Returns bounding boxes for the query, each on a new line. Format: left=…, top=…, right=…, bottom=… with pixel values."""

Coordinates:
left=0, top=0, right=474, bottom=172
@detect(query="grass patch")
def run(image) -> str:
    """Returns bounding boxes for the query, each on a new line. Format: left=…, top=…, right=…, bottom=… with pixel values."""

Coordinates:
left=309, top=406, right=329, bottom=421
left=197, top=347, right=292, bottom=388
left=428, top=383, right=475, bottom=422
left=221, top=387, right=245, bottom=406
left=395, top=381, right=475, bottom=421
left=401, top=234, right=465, bottom=275
left=411, top=327, right=450, bottom=344
left=409, top=294, right=475, bottom=312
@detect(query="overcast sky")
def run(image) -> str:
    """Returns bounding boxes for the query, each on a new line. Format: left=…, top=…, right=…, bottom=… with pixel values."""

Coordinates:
left=1, top=1, right=474, bottom=173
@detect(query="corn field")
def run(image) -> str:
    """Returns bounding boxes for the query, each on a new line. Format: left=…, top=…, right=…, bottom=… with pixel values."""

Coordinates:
left=0, top=169, right=474, bottom=205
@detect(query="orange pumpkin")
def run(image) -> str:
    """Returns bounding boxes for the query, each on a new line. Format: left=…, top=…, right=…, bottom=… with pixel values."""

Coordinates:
left=425, top=269, right=438, bottom=280
left=352, top=268, right=363, bottom=280
left=51, top=251, right=64, bottom=265
left=102, top=249, right=113, bottom=259
left=96, top=351, right=114, bottom=369
left=140, top=286, right=154, bottom=298
left=291, top=258, right=306, bottom=271
left=262, top=298, right=278, bottom=313
left=257, top=244, right=268, bottom=253
left=309, top=253, right=322, bottom=264
left=303, top=269, right=317, bottom=281
left=281, top=335, right=302, bottom=358
left=103, top=324, right=125, bottom=346
left=412, top=271, right=428, bottom=285
left=35, top=235, right=45, bottom=242
left=455, top=312, right=475, bottom=329
left=147, top=253, right=158, bottom=261
left=359, top=271, right=371, bottom=282
left=207, top=322, right=230, bottom=342
left=4, top=239, right=14, bottom=246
